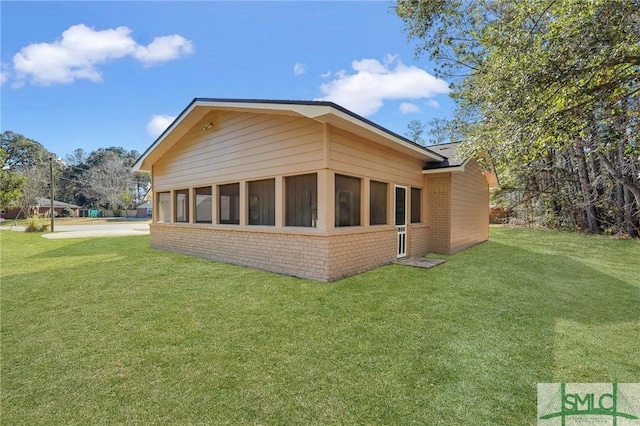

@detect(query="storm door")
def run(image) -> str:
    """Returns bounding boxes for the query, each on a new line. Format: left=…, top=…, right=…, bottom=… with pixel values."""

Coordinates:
left=394, top=185, right=407, bottom=258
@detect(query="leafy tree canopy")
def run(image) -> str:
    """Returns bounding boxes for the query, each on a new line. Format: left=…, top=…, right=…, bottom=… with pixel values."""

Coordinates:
left=397, top=0, right=640, bottom=234
left=0, top=148, right=26, bottom=209
left=1, top=131, right=55, bottom=170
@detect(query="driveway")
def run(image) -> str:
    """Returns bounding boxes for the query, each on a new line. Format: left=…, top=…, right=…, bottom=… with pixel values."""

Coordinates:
left=2, top=220, right=150, bottom=239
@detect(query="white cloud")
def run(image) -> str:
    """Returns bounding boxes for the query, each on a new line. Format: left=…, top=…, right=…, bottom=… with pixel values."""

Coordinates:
left=320, top=70, right=331, bottom=79
left=134, top=34, right=193, bottom=66
left=383, top=53, right=399, bottom=65
left=0, top=63, right=8, bottom=85
left=316, top=55, right=450, bottom=117
left=427, top=99, right=440, bottom=108
left=12, top=24, right=194, bottom=86
left=400, top=102, right=421, bottom=114
left=147, top=114, right=176, bottom=137
left=293, top=62, right=307, bottom=76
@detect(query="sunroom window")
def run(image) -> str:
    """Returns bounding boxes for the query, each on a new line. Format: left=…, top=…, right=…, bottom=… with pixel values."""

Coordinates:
left=370, top=180, right=388, bottom=225
left=285, top=173, right=317, bottom=227
left=411, top=187, right=422, bottom=223
left=195, top=186, right=212, bottom=223
left=219, top=183, right=240, bottom=225
left=157, top=192, right=170, bottom=222
left=335, top=174, right=361, bottom=227
left=249, top=179, right=275, bottom=226
left=175, top=189, right=189, bottom=223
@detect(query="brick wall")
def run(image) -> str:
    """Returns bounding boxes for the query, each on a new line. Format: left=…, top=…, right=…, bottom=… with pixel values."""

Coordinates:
left=408, top=224, right=430, bottom=258
left=426, top=175, right=452, bottom=254
left=150, top=224, right=396, bottom=282
left=326, top=228, right=396, bottom=281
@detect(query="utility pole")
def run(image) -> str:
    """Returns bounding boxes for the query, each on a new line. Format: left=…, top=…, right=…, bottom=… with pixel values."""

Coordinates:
left=49, top=156, right=55, bottom=232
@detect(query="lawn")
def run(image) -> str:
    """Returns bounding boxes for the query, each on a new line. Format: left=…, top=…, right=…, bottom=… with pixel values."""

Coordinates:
left=1, top=227, right=638, bottom=424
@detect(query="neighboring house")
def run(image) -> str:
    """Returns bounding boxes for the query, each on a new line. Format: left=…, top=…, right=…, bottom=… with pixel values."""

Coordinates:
left=3, top=197, right=81, bottom=219
left=136, top=199, right=153, bottom=218
left=133, top=98, right=498, bottom=282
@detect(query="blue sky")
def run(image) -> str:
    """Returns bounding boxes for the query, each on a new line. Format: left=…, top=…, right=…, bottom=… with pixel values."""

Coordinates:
left=1, top=1, right=454, bottom=160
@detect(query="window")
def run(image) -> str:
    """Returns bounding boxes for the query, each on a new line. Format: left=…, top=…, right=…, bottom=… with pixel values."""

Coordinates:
left=175, top=189, right=189, bottom=222
left=249, top=179, right=275, bottom=226
left=335, top=174, right=361, bottom=227
left=369, top=180, right=388, bottom=225
left=219, top=183, right=240, bottom=224
left=285, top=173, right=317, bottom=227
left=411, top=187, right=422, bottom=223
left=157, top=192, right=170, bottom=222
left=195, top=186, right=212, bottom=223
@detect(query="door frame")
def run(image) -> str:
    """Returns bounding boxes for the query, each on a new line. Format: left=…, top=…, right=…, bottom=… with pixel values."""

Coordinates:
left=394, top=185, right=408, bottom=258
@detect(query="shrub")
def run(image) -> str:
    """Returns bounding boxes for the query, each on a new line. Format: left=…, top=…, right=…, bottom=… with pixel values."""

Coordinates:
left=24, top=215, right=49, bottom=233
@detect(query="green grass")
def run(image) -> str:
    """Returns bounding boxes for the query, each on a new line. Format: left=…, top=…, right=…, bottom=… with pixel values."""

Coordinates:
left=1, top=227, right=638, bottom=424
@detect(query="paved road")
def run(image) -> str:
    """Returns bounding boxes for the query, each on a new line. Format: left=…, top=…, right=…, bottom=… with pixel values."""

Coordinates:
left=1, top=221, right=150, bottom=239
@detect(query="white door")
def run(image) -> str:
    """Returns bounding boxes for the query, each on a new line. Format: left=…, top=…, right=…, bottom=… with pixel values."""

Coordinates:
left=395, top=185, right=407, bottom=258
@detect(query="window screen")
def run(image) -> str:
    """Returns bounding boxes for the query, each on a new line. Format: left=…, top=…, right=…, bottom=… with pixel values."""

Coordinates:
left=369, top=180, right=387, bottom=225
left=411, top=187, right=422, bottom=223
left=335, top=174, right=361, bottom=227
left=219, top=183, right=240, bottom=225
left=248, top=179, right=275, bottom=226
left=285, top=174, right=317, bottom=227
left=195, top=186, right=212, bottom=223
left=175, top=189, right=189, bottom=223
left=158, top=192, right=170, bottom=222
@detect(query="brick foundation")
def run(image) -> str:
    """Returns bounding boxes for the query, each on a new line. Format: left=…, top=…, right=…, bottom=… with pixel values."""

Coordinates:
left=150, top=224, right=397, bottom=282
left=408, top=224, right=430, bottom=257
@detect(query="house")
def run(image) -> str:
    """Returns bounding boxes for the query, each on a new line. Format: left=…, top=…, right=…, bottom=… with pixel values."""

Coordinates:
left=133, top=99, right=498, bottom=282
left=136, top=199, right=153, bottom=218
left=3, top=197, right=81, bottom=219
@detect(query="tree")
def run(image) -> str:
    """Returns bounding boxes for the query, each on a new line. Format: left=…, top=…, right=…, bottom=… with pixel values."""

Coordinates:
left=57, top=149, right=90, bottom=207
left=1, top=131, right=60, bottom=215
left=405, top=118, right=453, bottom=146
left=405, top=119, right=427, bottom=145
left=56, top=147, right=147, bottom=211
left=426, top=117, right=450, bottom=145
left=397, top=0, right=640, bottom=235
left=0, top=148, right=25, bottom=210
left=19, top=166, right=49, bottom=208
left=82, top=151, right=135, bottom=213
left=0, top=131, right=51, bottom=171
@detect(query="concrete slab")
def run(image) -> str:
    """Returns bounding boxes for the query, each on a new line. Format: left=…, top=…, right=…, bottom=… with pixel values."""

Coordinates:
left=1, top=221, right=150, bottom=239
left=395, top=257, right=446, bottom=269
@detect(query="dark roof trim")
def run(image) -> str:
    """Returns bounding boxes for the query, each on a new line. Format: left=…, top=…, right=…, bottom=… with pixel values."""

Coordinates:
left=422, top=160, right=470, bottom=171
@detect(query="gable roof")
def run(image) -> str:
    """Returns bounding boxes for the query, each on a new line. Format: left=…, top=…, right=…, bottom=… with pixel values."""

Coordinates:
left=422, top=142, right=467, bottom=170
left=33, top=197, right=81, bottom=209
left=424, top=141, right=500, bottom=188
left=133, top=98, right=447, bottom=172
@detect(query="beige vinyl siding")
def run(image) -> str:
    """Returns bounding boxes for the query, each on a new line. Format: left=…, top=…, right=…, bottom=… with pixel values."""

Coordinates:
left=328, top=127, right=424, bottom=187
left=450, top=160, right=489, bottom=252
left=153, top=111, right=324, bottom=190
